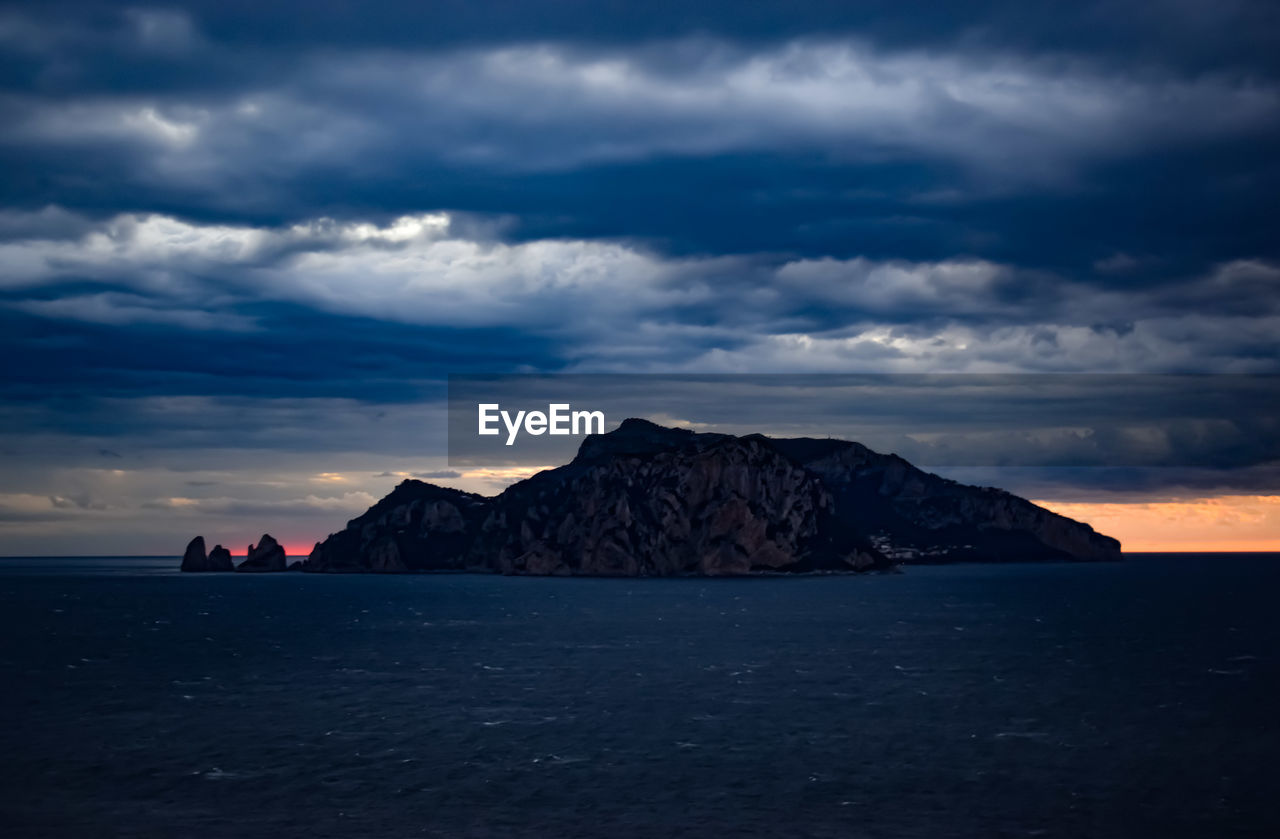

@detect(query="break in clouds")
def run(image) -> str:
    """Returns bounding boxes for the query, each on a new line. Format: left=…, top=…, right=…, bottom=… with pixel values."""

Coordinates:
left=0, top=2, right=1277, bottom=552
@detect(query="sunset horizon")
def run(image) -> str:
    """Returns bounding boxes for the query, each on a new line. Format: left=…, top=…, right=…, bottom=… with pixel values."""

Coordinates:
left=6, top=481, right=1280, bottom=557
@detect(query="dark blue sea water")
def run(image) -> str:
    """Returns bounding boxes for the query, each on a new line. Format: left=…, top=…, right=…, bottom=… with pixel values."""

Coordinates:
left=1, top=555, right=1277, bottom=838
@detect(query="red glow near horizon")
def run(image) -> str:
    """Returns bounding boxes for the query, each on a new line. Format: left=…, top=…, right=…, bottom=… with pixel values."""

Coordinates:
left=222, top=545, right=314, bottom=558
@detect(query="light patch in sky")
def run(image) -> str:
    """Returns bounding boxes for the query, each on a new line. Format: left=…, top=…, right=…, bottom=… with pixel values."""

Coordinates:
left=1034, top=495, right=1280, bottom=552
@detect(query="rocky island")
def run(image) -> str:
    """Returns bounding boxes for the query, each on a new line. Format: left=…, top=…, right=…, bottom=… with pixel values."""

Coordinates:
left=181, top=419, right=1121, bottom=575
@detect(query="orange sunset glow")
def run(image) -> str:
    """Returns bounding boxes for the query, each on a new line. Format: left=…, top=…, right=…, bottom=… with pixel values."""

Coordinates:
left=1034, top=495, right=1280, bottom=552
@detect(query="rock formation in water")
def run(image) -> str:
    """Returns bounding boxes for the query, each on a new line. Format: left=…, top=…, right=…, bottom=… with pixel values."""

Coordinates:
left=236, top=534, right=288, bottom=572
left=179, top=536, right=237, bottom=572
left=206, top=544, right=235, bottom=571
left=180, top=536, right=208, bottom=572
left=195, top=419, right=1121, bottom=575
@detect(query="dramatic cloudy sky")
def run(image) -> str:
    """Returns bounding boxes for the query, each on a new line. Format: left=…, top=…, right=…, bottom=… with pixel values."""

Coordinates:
left=1, top=1, right=1277, bottom=554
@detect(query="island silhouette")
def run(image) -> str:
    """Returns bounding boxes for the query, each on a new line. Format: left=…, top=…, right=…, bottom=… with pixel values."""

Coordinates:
left=182, top=418, right=1120, bottom=575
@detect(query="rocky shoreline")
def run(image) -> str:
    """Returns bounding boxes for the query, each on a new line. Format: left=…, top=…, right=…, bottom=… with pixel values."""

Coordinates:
left=181, top=419, right=1121, bottom=575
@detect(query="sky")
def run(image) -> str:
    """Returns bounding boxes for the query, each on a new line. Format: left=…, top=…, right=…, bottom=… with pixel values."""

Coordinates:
left=0, top=0, right=1277, bottom=555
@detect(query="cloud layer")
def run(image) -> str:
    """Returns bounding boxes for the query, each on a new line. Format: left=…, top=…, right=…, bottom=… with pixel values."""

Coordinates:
left=3, top=210, right=1277, bottom=376
left=1, top=3, right=1277, bottom=552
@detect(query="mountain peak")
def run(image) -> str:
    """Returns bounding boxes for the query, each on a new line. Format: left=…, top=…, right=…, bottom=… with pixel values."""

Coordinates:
left=574, top=416, right=715, bottom=462
left=615, top=417, right=668, bottom=431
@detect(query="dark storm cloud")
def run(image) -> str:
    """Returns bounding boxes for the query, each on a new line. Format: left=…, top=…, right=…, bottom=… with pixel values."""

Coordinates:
left=13, top=1, right=1279, bottom=71
left=0, top=297, right=560, bottom=403
left=1, top=2, right=1276, bottom=274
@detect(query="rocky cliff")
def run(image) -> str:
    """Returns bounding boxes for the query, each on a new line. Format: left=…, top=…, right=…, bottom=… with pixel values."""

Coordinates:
left=470, top=430, right=882, bottom=576
left=193, top=418, right=1120, bottom=575
left=305, top=480, right=489, bottom=572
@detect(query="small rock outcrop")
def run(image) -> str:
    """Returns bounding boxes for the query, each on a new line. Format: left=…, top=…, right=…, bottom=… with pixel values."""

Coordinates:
left=206, top=544, right=235, bottom=571
left=180, top=537, right=238, bottom=571
left=180, top=536, right=210, bottom=572
left=236, top=534, right=288, bottom=572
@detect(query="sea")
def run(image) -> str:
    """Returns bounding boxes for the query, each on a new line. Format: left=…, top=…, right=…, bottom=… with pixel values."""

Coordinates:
left=1, top=554, right=1277, bottom=838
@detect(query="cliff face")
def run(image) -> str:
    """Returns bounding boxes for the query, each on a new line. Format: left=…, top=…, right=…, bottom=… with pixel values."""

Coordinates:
left=298, top=418, right=1120, bottom=575
left=305, top=481, right=488, bottom=572
left=470, top=431, right=882, bottom=576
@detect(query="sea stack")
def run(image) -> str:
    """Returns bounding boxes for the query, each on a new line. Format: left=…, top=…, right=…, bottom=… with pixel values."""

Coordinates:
left=179, top=536, right=209, bottom=572
left=207, top=544, right=235, bottom=571
left=236, top=534, right=288, bottom=572
left=179, top=536, right=236, bottom=572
